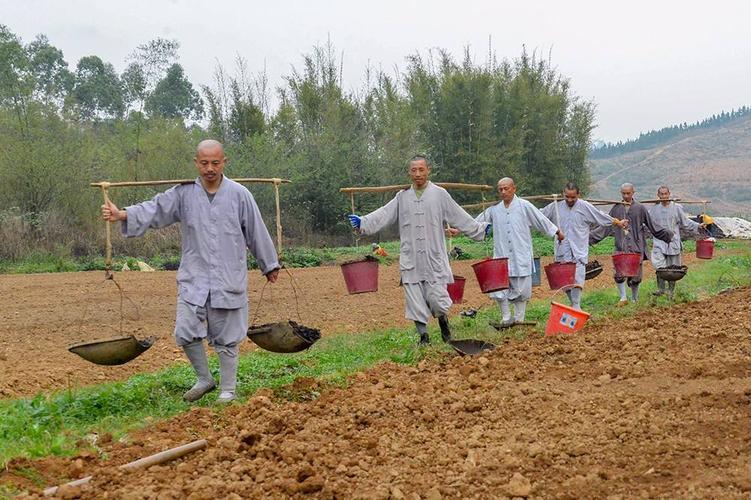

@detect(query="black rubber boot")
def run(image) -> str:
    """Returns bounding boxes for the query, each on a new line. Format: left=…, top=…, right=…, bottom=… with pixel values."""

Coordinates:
left=415, top=321, right=430, bottom=345
left=438, top=315, right=452, bottom=343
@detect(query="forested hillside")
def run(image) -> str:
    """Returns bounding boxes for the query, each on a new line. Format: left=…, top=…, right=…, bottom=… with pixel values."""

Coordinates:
left=589, top=113, right=751, bottom=216
left=0, top=25, right=595, bottom=260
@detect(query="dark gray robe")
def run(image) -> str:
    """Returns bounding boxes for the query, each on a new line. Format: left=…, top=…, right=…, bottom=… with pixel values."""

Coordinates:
left=590, top=200, right=673, bottom=260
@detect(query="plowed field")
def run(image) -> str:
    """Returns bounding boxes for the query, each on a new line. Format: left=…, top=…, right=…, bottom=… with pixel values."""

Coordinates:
left=5, top=283, right=751, bottom=498
left=0, top=255, right=692, bottom=398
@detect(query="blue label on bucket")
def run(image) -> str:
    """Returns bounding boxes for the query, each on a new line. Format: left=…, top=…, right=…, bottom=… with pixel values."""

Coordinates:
left=559, top=313, right=577, bottom=329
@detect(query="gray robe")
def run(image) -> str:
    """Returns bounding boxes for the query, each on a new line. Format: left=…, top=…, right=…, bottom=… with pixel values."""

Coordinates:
left=541, top=199, right=615, bottom=266
left=648, top=202, right=701, bottom=256
left=590, top=201, right=673, bottom=260
left=360, top=182, right=487, bottom=284
left=122, top=177, right=279, bottom=309
left=476, top=195, right=558, bottom=277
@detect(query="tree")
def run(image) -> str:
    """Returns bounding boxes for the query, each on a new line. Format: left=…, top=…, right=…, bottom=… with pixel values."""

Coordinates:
left=72, top=55, right=124, bottom=120
left=26, top=34, right=73, bottom=107
left=144, top=63, right=203, bottom=120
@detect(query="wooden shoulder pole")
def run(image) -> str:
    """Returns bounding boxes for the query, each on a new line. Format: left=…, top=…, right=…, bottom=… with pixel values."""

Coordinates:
left=274, top=180, right=282, bottom=254
left=100, top=182, right=113, bottom=280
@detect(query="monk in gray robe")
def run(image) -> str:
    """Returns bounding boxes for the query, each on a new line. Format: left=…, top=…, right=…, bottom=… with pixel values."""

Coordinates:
left=648, top=185, right=705, bottom=298
left=475, top=177, right=562, bottom=325
left=348, top=155, right=488, bottom=345
left=542, top=182, right=627, bottom=310
left=590, top=183, right=673, bottom=305
left=102, top=140, right=280, bottom=403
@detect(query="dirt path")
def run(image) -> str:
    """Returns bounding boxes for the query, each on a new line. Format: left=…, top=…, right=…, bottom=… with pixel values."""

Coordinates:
left=6, top=284, right=750, bottom=498
left=0, top=254, right=701, bottom=398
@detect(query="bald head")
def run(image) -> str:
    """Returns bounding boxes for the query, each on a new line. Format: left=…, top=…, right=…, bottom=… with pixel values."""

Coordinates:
left=194, top=139, right=226, bottom=189
left=196, top=139, right=225, bottom=156
left=497, top=177, right=516, bottom=204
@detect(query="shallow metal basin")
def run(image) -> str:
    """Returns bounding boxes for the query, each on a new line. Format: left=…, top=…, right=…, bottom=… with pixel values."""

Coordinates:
left=68, top=335, right=156, bottom=365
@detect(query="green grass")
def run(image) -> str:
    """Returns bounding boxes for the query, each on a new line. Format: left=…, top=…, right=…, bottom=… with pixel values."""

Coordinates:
left=0, top=242, right=749, bottom=470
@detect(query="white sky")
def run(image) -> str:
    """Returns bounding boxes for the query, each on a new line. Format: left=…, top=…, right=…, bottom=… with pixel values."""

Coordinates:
left=2, top=0, right=749, bottom=142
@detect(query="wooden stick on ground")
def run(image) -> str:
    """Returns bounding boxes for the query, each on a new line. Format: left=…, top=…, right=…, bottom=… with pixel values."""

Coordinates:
left=43, top=439, right=208, bottom=496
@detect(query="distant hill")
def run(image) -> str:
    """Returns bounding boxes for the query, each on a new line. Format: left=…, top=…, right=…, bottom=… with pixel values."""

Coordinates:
left=588, top=111, right=751, bottom=216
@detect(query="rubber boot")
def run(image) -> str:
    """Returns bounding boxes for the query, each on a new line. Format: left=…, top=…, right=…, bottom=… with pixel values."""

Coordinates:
left=667, top=281, right=676, bottom=300
left=497, top=299, right=512, bottom=324
left=630, top=284, right=639, bottom=302
left=616, top=281, right=628, bottom=304
left=415, top=321, right=430, bottom=345
left=437, top=315, right=452, bottom=343
left=569, top=287, right=582, bottom=310
left=512, top=300, right=527, bottom=323
left=182, top=341, right=216, bottom=402
left=215, top=345, right=239, bottom=403
left=654, top=277, right=666, bottom=296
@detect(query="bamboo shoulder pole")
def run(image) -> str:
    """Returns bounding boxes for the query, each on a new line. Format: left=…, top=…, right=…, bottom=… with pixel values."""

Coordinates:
left=340, top=182, right=493, bottom=194
left=91, top=178, right=291, bottom=188
left=273, top=180, right=283, bottom=254
left=100, top=182, right=113, bottom=280
left=43, top=439, right=208, bottom=496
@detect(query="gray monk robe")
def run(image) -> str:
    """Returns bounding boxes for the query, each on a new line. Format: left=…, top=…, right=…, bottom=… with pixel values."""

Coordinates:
left=359, top=182, right=487, bottom=323
left=590, top=200, right=673, bottom=285
left=122, top=177, right=279, bottom=346
left=648, top=202, right=701, bottom=268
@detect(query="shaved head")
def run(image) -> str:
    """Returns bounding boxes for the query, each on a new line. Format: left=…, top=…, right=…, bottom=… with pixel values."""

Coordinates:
left=497, top=176, right=517, bottom=204
left=196, top=139, right=225, bottom=156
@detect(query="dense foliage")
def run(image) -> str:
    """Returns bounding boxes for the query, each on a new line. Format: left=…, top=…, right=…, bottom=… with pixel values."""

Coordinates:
left=0, top=25, right=595, bottom=261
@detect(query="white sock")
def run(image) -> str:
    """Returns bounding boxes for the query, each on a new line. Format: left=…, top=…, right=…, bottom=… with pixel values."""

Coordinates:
left=497, top=299, right=511, bottom=322
left=616, top=282, right=627, bottom=300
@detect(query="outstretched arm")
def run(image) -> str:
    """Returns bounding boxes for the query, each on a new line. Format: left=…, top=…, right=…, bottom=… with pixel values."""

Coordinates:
left=359, top=194, right=400, bottom=236
left=116, top=186, right=181, bottom=238
left=444, top=193, right=487, bottom=241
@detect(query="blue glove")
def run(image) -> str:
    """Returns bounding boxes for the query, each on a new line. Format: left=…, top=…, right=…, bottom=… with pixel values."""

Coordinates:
left=348, top=214, right=361, bottom=229
left=484, top=224, right=492, bottom=237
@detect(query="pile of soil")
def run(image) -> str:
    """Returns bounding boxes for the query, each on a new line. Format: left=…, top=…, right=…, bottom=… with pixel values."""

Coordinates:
left=7, top=286, right=751, bottom=498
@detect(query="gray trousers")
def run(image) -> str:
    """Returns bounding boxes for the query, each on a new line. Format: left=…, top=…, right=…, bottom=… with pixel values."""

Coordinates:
left=174, top=294, right=247, bottom=348
left=651, top=250, right=681, bottom=270
left=403, top=281, right=453, bottom=324
left=489, top=275, right=532, bottom=302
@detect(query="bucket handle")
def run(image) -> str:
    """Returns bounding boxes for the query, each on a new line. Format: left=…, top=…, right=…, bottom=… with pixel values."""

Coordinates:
left=251, top=266, right=303, bottom=326
left=548, top=283, right=582, bottom=303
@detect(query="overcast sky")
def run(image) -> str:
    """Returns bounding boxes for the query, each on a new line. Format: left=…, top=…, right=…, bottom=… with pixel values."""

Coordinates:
left=2, top=0, right=749, bottom=142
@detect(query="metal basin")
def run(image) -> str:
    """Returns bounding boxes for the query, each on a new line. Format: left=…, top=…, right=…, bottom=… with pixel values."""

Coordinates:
left=68, top=335, right=156, bottom=365
left=247, top=321, right=320, bottom=353
left=656, top=265, right=688, bottom=282
left=449, top=339, right=496, bottom=356
left=585, top=260, right=603, bottom=281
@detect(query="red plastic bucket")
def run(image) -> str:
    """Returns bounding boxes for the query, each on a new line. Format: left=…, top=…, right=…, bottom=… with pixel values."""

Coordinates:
left=612, top=253, right=641, bottom=277
left=544, top=262, right=577, bottom=290
left=446, top=275, right=466, bottom=304
left=696, top=239, right=714, bottom=259
left=545, top=301, right=591, bottom=336
left=471, top=257, right=509, bottom=293
left=340, top=259, right=379, bottom=294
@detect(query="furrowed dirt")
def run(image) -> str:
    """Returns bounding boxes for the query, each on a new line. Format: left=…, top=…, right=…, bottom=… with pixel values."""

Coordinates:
left=0, top=255, right=701, bottom=398
left=6, top=284, right=751, bottom=498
